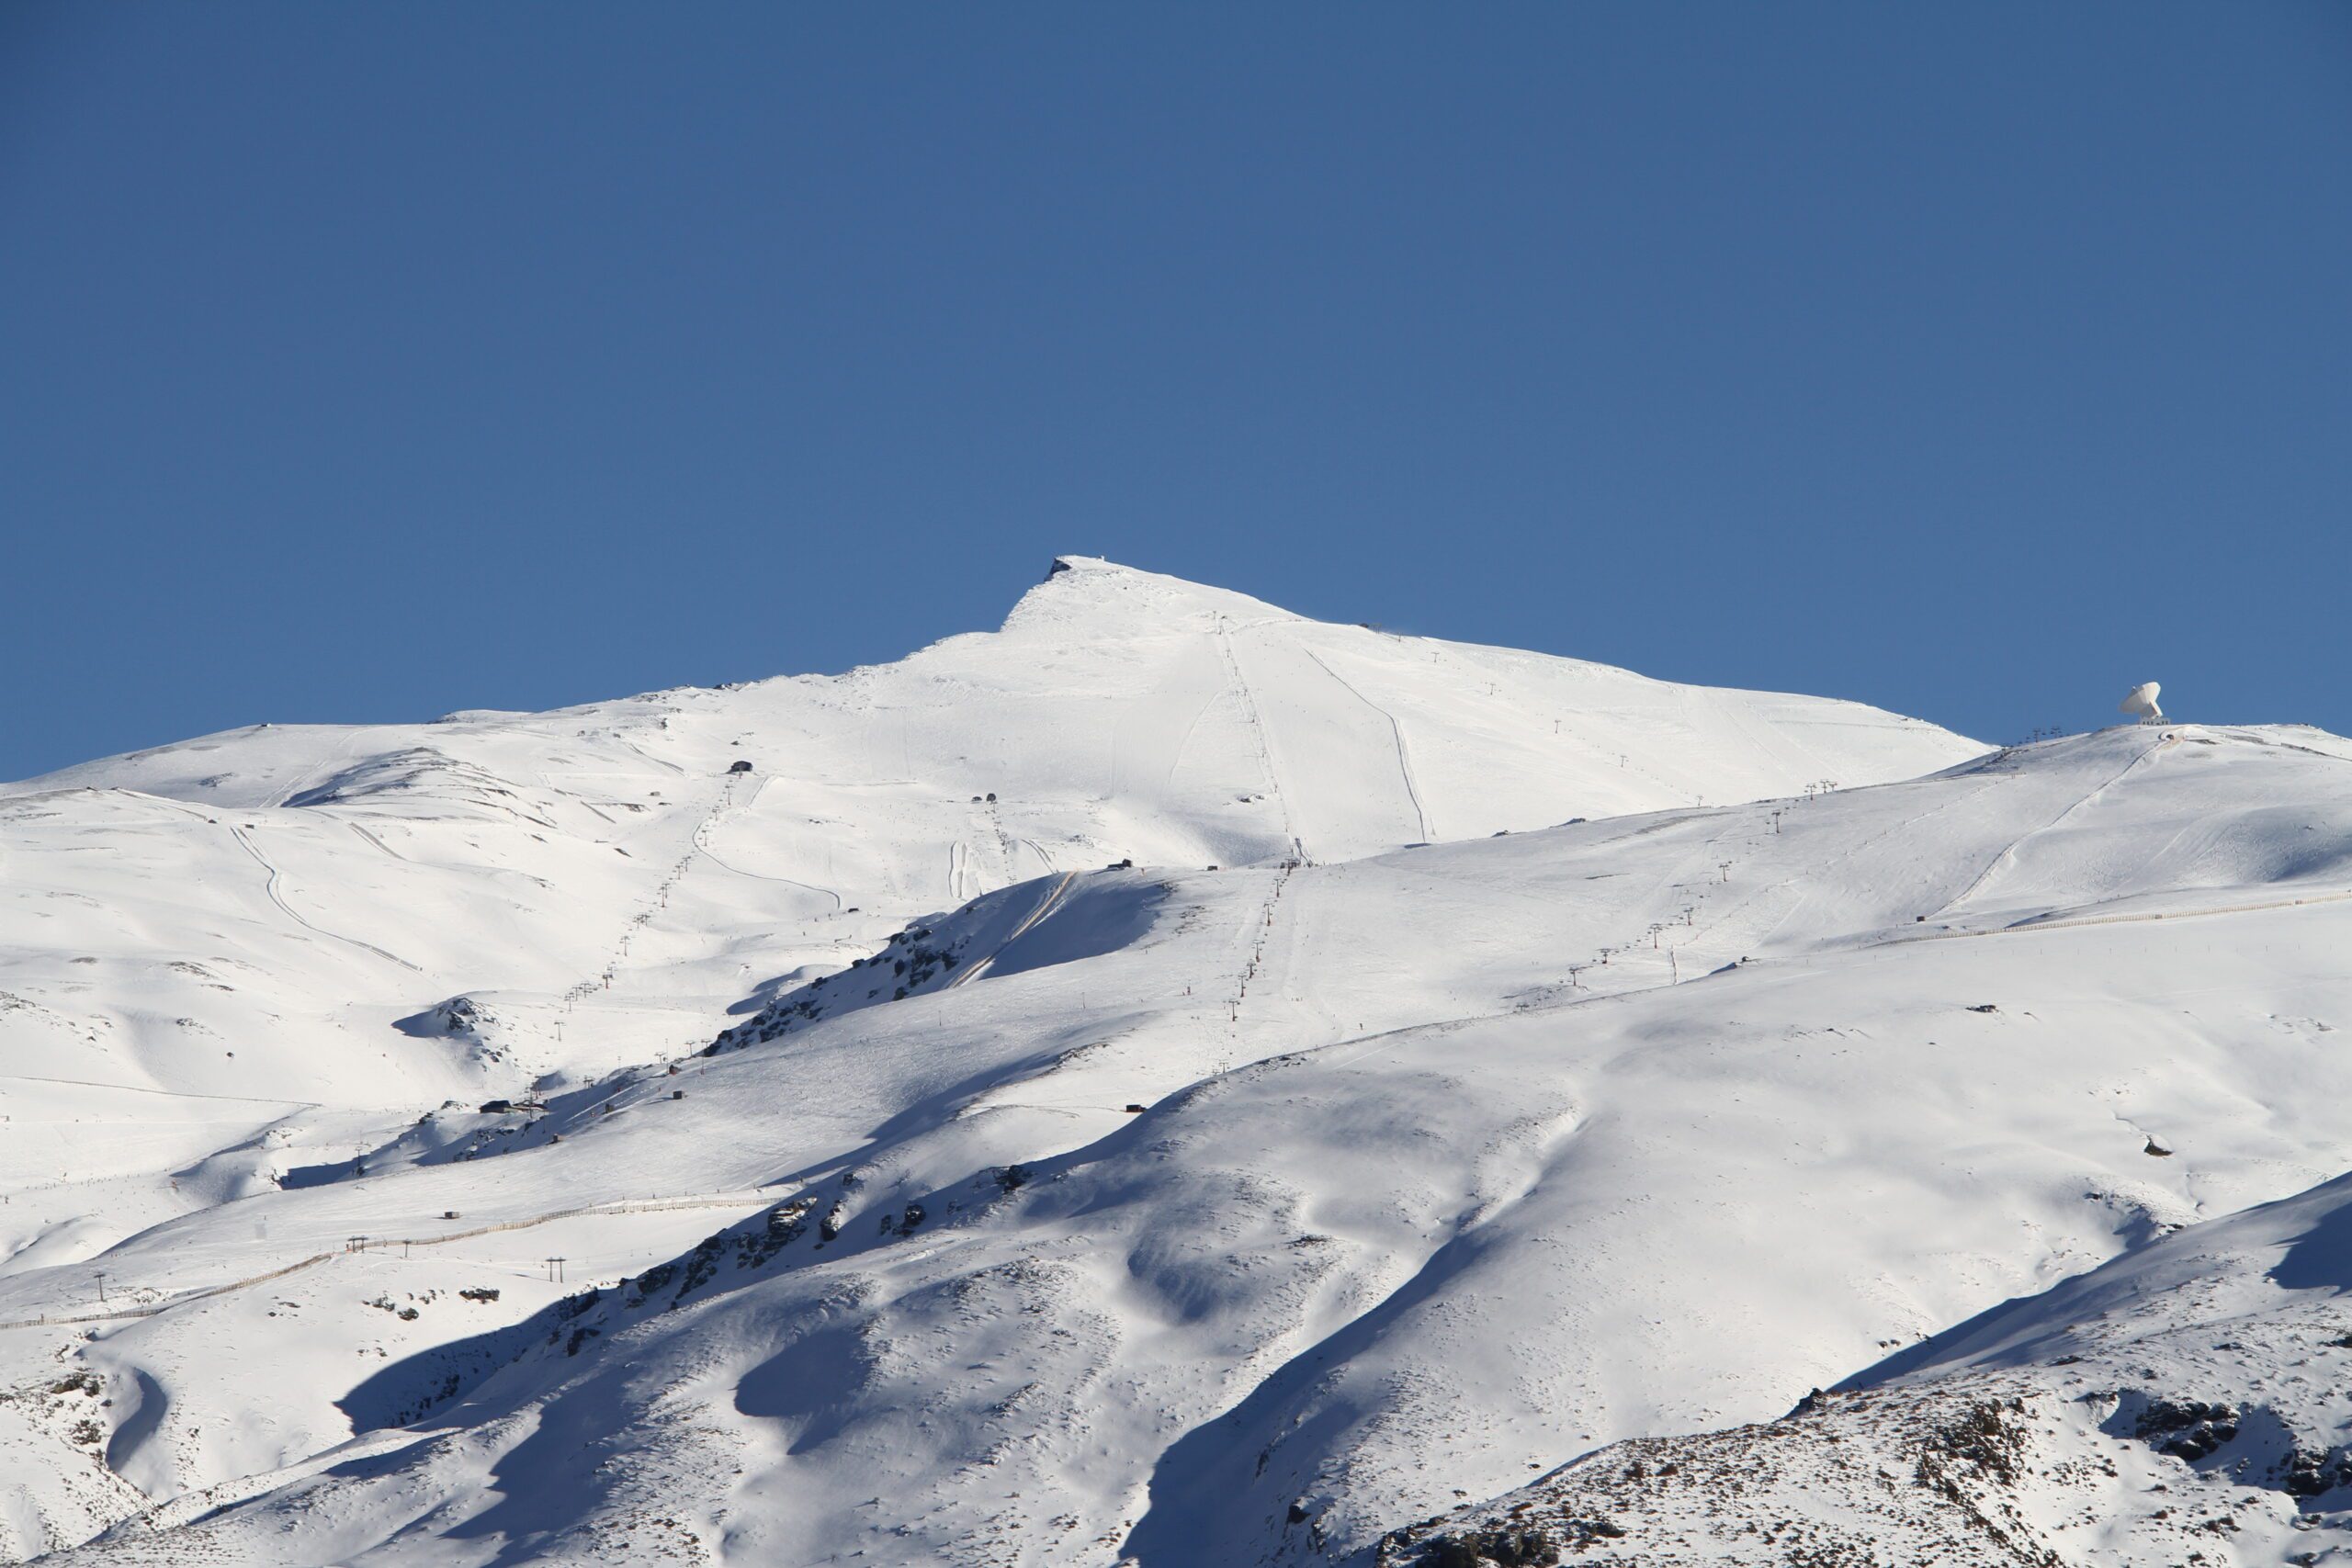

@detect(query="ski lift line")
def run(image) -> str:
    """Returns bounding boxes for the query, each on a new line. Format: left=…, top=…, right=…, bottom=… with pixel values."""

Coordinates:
left=1214, top=615, right=1303, bottom=861
left=0, top=1248, right=341, bottom=1331
left=0, top=1072, right=322, bottom=1108
left=0, top=1191, right=785, bottom=1333
left=1291, top=851, right=2310, bottom=1084
left=1648, top=777, right=2010, bottom=968
left=588, top=772, right=746, bottom=998
left=1896, top=885, right=2352, bottom=947
left=973, top=798, right=1035, bottom=886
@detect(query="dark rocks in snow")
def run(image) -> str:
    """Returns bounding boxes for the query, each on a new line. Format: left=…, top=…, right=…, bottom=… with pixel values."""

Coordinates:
left=763, top=1197, right=816, bottom=1247
left=1916, top=1397, right=2032, bottom=1488
left=675, top=1234, right=731, bottom=1296
left=1968, top=1003, right=1999, bottom=1013
left=2135, top=1397, right=2240, bottom=1461
left=1413, top=1525, right=1562, bottom=1566
left=398, top=995, right=502, bottom=1062
left=2282, top=1445, right=2352, bottom=1497
left=2145, top=1137, right=2175, bottom=1157
left=629, top=1263, right=677, bottom=1303
left=706, top=924, right=965, bottom=1054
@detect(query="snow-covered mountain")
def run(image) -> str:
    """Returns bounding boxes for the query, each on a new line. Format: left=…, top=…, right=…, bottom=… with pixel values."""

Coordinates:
left=0, top=558, right=1972, bottom=1268
left=1, top=557, right=1969, bottom=1103
left=6, top=559, right=2352, bottom=1567
left=1383, top=1149, right=2352, bottom=1567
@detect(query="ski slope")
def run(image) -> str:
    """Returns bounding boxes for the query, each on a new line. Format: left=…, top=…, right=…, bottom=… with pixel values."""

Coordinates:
left=10, top=559, right=2352, bottom=1566
left=1388, top=1129, right=2352, bottom=1567
left=4, top=710, right=2349, bottom=1563
left=0, top=558, right=1975, bottom=1281
left=0, top=557, right=1972, bottom=1106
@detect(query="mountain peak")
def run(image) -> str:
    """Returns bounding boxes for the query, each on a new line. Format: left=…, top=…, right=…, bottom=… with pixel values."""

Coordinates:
left=1002, top=554, right=1305, bottom=636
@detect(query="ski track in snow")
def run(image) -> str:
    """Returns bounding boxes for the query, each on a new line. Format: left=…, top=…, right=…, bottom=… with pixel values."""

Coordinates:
left=947, top=871, right=1080, bottom=989
left=691, top=774, right=846, bottom=910
left=55, top=562, right=2352, bottom=1568
left=1302, top=646, right=1431, bottom=844
left=1931, top=728, right=2173, bottom=917
left=228, top=824, right=420, bottom=971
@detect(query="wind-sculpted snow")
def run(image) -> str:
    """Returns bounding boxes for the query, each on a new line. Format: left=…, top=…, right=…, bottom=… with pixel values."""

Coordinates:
left=704, top=873, right=1165, bottom=1055
left=15, top=561, right=2352, bottom=1565
left=1378, top=1132, right=2352, bottom=1566
left=8, top=709, right=2352, bottom=1566
left=0, top=558, right=1974, bottom=1121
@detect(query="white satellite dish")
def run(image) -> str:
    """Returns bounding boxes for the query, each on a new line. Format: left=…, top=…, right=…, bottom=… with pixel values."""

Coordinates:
left=2119, top=682, right=2164, bottom=724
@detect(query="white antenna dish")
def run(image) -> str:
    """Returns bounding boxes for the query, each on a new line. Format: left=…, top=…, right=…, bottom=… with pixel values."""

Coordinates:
left=2119, top=682, right=2164, bottom=724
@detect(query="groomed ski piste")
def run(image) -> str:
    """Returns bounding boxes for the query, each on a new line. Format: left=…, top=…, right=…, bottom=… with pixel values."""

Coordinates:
left=2, top=558, right=2348, bottom=1565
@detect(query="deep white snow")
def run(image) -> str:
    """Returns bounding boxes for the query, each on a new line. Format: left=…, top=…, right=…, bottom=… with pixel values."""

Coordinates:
left=3, top=558, right=2347, bottom=1567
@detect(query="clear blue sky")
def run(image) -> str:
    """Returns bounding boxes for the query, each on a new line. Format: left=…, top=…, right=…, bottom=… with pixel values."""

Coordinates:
left=5, top=3, right=2347, bottom=780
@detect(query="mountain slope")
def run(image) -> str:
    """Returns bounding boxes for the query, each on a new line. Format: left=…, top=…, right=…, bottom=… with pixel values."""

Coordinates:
left=1, top=556, right=1975, bottom=1104
left=11, top=719, right=2352, bottom=1566
left=0, top=558, right=1979, bottom=1306
left=1377, top=1151, right=2352, bottom=1567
